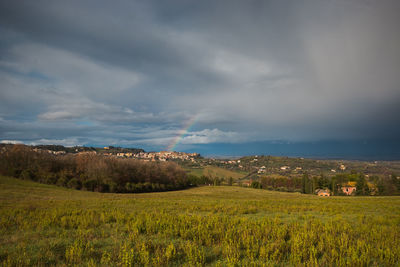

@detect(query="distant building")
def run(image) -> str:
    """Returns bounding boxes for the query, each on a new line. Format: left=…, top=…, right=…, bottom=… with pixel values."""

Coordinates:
left=77, top=151, right=97, bottom=155
left=316, top=189, right=330, bottom=197
left=242, top=180, right=251, bottom=187
left=339, top=164, right=346, bottom=171
left=341, top=186, right=356, bottom=195
left=258, top=166, right=266, bottom=174
left=280, top=166, right=290, bottom=170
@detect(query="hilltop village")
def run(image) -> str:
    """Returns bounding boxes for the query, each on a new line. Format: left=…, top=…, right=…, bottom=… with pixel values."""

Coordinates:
left=106, top=149, right=200, bottom=162
left=15, top=145, right=200, bottom=162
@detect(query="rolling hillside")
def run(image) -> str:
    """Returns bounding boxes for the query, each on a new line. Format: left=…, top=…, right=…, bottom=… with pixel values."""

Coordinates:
left=185, top=165, right=247, bottom=181
left=1, top=175, right=399, bottom=266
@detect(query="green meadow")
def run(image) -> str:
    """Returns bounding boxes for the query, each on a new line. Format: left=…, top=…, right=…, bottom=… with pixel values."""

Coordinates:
left=1, top=175, right=399, bottom=266
left=185, top=166, right=247, bottom=181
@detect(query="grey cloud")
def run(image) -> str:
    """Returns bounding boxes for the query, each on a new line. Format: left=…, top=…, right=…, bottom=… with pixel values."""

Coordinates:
left=0, top=0, right=399, bottom=150
left=180, top=129, right=243, bottom=144
left=0, top=1, right=221, bottom=93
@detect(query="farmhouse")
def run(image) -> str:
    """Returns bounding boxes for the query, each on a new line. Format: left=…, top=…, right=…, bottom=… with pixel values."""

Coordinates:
left=258, top=166, right=266, bottom=174
left=341, top=186, right=356, bottom=195
left=315, top=189, right=331, bottom=197
left=242, top=180, right=251, bottom=187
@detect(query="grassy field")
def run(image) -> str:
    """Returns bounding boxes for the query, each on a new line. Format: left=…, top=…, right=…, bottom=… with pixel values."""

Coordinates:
left=185, top=166, right=247, bottom=181
left=1, top=175, right=399, bottom=266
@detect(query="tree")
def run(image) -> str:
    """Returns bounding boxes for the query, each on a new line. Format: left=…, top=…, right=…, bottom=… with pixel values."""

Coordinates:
left=318, top=174, right=330, bottom=189
left=302, top=173, right=310, bottom=194
left=67, top=178, right=82, bottom=190
left=251, top=181, right=261, bottom=189
left=377, top=178, right=386, bottom=195
left=391, top=174, right=400, bottom=193
left=356, top=174, right=369, bottom=195
left=331, top=177, right=338, bottom=195
left=311, top=176, right=318, bottom=193
left=213, top=177, right=221, bottom=186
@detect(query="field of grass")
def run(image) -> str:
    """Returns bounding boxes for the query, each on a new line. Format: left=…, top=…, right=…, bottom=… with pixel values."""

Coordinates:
left=185, top=165, right=247, bottom=181
left=1, top=175, right=400, bottom=266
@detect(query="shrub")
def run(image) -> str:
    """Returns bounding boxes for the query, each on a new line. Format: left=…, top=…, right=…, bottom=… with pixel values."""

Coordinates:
left=56, top=177, right=68, bottom=187
left=251, top=181, right=261, bottom=189
left=20, top=169, right=35, bottom=180
left=82, top=179, right=98, bottom=191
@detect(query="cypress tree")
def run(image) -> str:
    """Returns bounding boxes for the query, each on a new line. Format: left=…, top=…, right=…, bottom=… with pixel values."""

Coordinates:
left=356, top=174, right=369, bottom=195
left=302, top=173, right=310, bottom=194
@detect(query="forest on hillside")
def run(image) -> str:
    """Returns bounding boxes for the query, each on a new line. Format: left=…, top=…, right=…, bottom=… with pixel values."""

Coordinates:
left=0, top=145, right=196, bottom=193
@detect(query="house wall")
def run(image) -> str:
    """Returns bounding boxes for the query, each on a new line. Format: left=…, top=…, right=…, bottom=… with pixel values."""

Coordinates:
left=341, top=187, right=356, bottom=195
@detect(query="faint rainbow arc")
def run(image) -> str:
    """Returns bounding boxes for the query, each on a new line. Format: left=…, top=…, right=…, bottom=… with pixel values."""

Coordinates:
left=167, top=115, right=199, bottom=151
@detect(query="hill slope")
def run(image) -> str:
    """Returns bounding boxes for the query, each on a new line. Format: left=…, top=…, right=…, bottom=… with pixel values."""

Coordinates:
left=1, top=176, right=399, bottom=266
left=185, top=165, right=247, bottom=180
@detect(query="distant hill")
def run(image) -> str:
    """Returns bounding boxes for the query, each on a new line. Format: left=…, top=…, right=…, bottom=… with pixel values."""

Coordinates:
left=200, top=155, right=400, bottom=178
left=31, top=144, right=145, bottom=154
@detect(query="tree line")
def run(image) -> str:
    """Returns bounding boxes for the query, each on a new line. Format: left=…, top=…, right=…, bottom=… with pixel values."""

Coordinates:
left=250, top=172, right=400, bottom=195
left=0, top=145, right=197, bottom=193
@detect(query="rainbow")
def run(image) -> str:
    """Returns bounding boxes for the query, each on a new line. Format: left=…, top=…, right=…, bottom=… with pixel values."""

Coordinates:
left=167, top=115, right=199, bottom=151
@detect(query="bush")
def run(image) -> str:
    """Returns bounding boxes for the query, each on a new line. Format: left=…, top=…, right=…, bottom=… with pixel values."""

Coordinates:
left=83, top=179, right=98, bottom=191
left=40, top=173, right=58, bottom=185
left=20, top=169, right=35, bottom=180
left=108, top=181, right=118, bottom=193
left=251, top=181, right=261, bottom=189
left=56, top=177, right=68, bottom=187
left=67, top=178, right=82, bottom=190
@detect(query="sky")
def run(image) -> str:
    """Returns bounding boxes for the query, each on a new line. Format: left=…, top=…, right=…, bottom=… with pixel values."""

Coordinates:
left=0, top=0, right=399, bottom=158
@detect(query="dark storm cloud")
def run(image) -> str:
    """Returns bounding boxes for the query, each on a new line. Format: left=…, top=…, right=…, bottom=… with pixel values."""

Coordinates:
left=0, top=0, right=399, bottom=151
left=0, top=1, right=221, bottom=93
